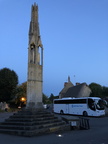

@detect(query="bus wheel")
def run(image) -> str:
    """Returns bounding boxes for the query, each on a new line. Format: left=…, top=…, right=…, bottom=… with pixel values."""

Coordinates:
left=83, top=111, right=88, bottom=117
left=60, top=110, right=64, bottom=115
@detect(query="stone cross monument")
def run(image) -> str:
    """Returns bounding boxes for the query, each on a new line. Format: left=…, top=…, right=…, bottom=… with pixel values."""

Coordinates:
left=26, top=3, right=43, bottom=108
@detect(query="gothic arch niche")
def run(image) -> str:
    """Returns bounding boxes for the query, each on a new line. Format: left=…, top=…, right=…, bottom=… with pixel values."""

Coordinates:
left=30, top=43, right=36, bottom=63
left=38, top=46, right=43, bottom=66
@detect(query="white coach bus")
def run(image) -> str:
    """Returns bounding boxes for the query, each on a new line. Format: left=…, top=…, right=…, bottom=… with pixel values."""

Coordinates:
left=53, top=97, right=105, bottom=117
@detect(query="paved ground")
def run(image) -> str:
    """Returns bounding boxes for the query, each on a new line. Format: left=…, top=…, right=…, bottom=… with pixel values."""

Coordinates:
left=0, top=112, right=14, bottom=122
left=0, top=112, right=108, bottom=144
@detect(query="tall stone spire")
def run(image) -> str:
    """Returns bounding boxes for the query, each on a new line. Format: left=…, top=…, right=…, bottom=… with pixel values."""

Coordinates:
left=27, top=3, right=43, bottom=108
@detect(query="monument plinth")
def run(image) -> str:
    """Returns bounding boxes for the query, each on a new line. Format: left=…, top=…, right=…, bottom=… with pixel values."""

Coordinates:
left=26, top=3, right=43, bottom=109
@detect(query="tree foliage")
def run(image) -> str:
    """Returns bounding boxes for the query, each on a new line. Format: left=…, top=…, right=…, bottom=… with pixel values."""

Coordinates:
left=49, top=93, right=59, bottom=103
left=43, top=93, right=51, bottom=104
left=102, top=86, right=108, bottom=97
left=15, top=82, right=27, bottom=105
left=49, top=93, right=55, bottom=103
left=0, top=68, right=18, bottom=102
left=89, top=83, right=103, bottom=98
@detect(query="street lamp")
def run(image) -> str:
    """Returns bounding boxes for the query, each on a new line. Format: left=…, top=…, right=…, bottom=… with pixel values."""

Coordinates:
left=21, top=97, right=26, bottom=102
left=20, top=97, right=26, bottom=108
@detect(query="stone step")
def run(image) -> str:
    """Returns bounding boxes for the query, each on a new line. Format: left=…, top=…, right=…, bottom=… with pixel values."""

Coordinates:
left=0, top=124, right=70, bottom=137
left=17, top=110, right=51, bottom=115
left=5, top=116, right=58, bottom=122
left=11, top=113, right=54, bottom=118
left=0, top=110, right=70, bottom=136
left=1, top=118, right=61, bottom=126
left=0, top=121, right=65, bottom=130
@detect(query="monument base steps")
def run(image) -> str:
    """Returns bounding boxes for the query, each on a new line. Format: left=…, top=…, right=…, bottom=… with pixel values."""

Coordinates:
left=0, top=109, right=70, bottom=137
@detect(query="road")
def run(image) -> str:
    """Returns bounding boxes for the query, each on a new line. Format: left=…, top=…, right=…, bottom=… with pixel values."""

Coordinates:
left=0, top=112, right=108, bottom=144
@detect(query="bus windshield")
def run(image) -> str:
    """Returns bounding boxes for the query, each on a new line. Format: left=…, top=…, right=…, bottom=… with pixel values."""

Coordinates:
left=95, top=99, right=104, bottom=110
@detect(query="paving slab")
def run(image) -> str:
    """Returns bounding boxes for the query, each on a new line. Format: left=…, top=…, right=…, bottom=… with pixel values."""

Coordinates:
left=0, top=112, right=15, bottom=122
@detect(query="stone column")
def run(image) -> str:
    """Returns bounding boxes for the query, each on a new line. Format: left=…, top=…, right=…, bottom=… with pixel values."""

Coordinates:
left=26, top=3, right=43, bottom=109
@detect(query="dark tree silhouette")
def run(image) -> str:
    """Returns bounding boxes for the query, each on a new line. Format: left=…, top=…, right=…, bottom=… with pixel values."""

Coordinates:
left=0, top=68, right=18, bottom=102
left=89, top=83, right=102, bottom=98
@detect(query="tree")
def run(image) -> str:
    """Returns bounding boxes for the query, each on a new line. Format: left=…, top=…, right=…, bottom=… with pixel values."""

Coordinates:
left=49, top=93, right=55, bottom=103
left=89, top=83, right=103, bottom=98
left=43, top=94, right=51, bottom=104
left=49, top=93, right=59, bottom=103
left=0, top=68, right=18, bottom=102
left=102, top=86, right=108, bottom=97
left=15, top=82, right=27, bottom=105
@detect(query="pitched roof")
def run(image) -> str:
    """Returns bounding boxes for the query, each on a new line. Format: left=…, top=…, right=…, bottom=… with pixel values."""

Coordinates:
left=59, top=82, right=74, bottom=94
left=64, top=83, right=87, bottom=98
left=59, top=76, right=74, bottom=96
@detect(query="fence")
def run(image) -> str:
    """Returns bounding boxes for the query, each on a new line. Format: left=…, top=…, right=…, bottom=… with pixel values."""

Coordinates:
left=79, top=117, right=90, bottom=130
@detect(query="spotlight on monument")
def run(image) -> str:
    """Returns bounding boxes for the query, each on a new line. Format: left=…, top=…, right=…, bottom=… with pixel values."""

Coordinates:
left=57, top=134, right=63, bottom=138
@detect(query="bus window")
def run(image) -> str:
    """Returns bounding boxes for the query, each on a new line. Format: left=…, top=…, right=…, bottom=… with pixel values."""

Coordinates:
left=88, top=99, right=96, bottom=111
left=95, top=99, right=104, bottom=110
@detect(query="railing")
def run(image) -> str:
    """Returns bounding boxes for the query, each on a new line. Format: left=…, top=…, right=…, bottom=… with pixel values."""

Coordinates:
left=79, top=117, right=90, bottom=130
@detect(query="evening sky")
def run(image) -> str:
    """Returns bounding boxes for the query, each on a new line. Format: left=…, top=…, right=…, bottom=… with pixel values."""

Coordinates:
left=0, top=0, right=108, bottom=96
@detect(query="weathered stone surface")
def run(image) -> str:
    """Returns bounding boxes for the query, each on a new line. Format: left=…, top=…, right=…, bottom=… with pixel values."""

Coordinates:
left=26, top=3, right=43, bottom=108
left=0, top=109, right=70, bottom=137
